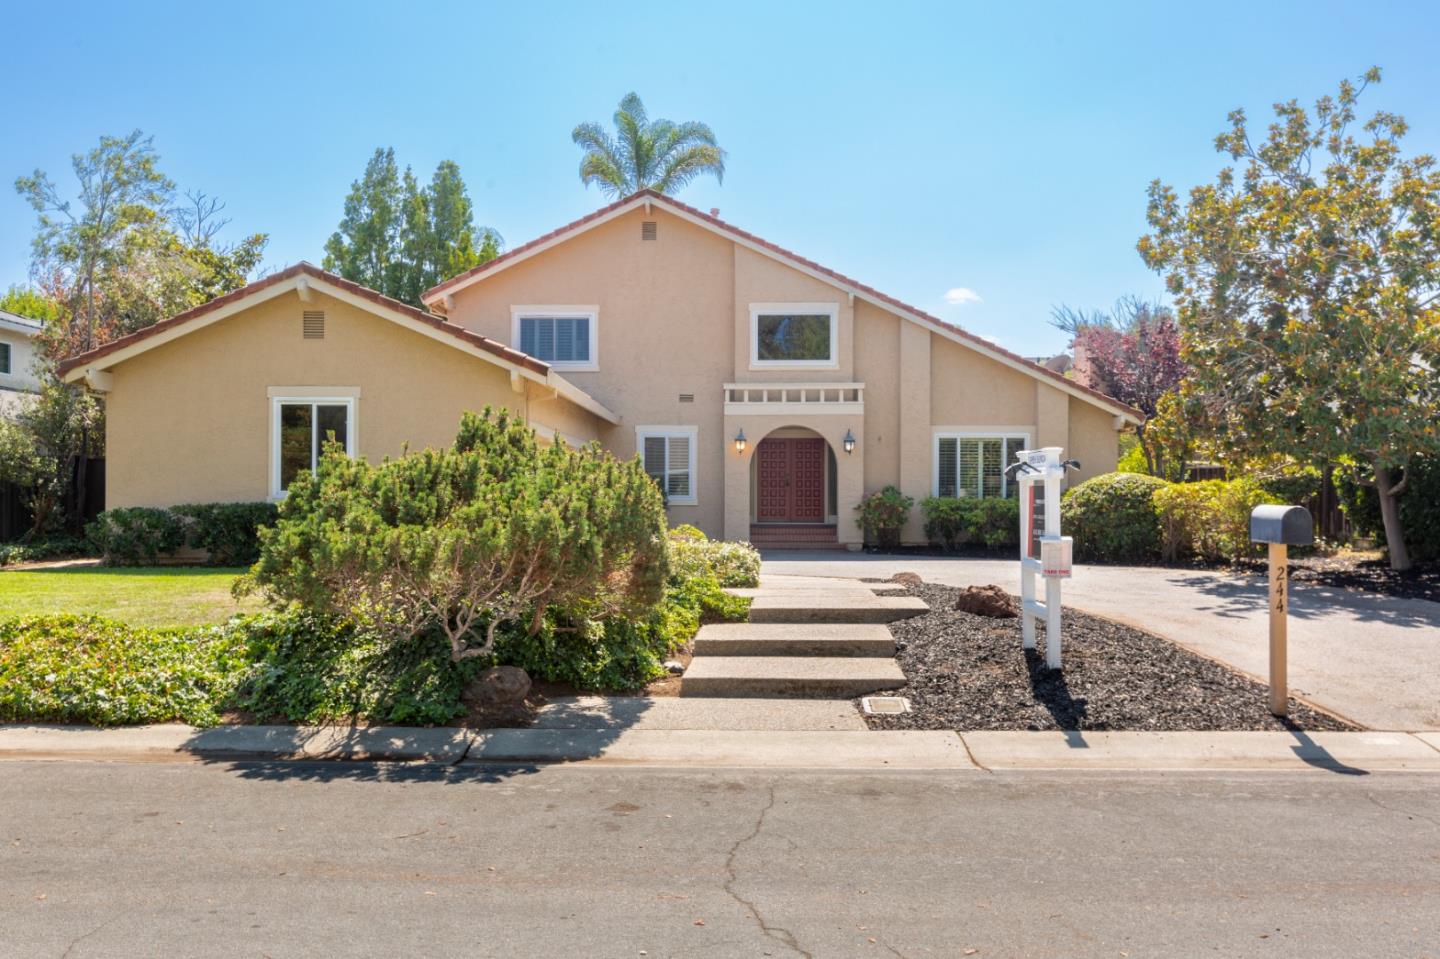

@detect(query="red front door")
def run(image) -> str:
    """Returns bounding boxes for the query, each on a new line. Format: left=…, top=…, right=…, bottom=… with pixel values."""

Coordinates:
left=756, top=437, right=826, bottom=522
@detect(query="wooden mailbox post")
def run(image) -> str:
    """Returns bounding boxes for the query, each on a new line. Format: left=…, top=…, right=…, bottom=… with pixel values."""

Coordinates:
left=1248, top=504, right=1315, bottom=717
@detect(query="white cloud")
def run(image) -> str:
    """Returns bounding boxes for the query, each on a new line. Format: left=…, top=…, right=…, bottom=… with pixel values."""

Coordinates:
left=943, top=287, right=982, bottom=306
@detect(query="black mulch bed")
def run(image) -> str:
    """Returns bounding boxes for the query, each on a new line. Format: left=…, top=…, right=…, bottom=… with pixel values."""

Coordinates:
left=1282, top=555, right=1440, bottom=605
left=862, top=581, right=1355, bottom=732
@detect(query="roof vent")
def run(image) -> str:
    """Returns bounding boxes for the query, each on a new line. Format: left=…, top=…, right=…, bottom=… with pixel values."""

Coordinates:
left=641, top=220, right=658, bottom=241
left=678, top=393, right=695, bottom=403
left=303, top=311, right=325, bottom=339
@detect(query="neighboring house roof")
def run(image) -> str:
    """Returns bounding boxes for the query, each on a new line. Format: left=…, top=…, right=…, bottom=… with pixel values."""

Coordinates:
left=0, top=310, right=44, bottom=337
left=56, top=262, right=621, bottom=425
left=422, top=190, right=1143, bottom=424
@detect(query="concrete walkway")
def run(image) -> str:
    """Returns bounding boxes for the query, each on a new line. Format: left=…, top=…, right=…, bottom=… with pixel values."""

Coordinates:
left=761, top=551, right=1440, bottom=731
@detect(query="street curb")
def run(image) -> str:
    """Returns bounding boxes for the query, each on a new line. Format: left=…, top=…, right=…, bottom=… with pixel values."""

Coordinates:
left=3, top=724, right=1440, bottom=771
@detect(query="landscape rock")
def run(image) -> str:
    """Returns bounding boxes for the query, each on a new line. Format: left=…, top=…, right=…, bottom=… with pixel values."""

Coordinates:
left=464, top=666, right=531, bottom=708
left=954, top=584, right=1019, bottom=619
left=889, top=571, right=924, bottom=587
left=663, top=660, right=685, bottom=676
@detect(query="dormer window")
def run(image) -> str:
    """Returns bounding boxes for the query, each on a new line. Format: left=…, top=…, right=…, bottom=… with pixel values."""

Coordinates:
left=749, top=302, right=838, bottom=369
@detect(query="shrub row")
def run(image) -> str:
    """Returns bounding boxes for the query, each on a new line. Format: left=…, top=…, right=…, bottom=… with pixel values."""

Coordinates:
left=86, top=502, right=279, bottom=566
left=1060, top=472, right=1284, bottom=564
left=920, top=496, right=1020, bottom=551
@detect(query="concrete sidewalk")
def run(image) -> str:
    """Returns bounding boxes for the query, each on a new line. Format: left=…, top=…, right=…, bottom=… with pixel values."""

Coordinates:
left=4, top=723, right=1439, bottom=772
left=760, top=552, right=1440, bottom=730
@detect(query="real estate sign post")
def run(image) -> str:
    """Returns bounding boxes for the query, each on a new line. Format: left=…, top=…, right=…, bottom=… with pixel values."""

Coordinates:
left=1015, top=447, right=1074, bottom=670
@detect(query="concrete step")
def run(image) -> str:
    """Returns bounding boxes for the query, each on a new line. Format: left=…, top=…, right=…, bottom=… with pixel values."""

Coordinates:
left=746, top=593, right=929, bottom=624
left=693, top=623, right=896, bottom=657
left=681, top=656, right=906, bottom=698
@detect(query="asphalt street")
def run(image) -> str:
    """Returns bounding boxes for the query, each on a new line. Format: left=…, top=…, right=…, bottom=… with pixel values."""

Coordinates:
left=2, top=760, right=1437, bottom=958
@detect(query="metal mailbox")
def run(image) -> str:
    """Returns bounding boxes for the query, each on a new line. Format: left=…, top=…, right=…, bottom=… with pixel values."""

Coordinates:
left=1249, top=504, right=1314, bottom=546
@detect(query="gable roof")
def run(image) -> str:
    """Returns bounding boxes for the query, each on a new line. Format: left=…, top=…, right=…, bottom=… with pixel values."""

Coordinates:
left=423, top=190, right=1142, bottom=424
left=0, top=310, right=44, bottom=337
left=57, top=262, right=620, bottom=425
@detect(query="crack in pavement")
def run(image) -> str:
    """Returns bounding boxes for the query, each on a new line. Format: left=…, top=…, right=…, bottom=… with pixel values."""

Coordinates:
left=1366, top=792, right=1440, bottom=830
left=722, top=786, right=812, bottom=959
left=58, top=919, right=109, bottom=958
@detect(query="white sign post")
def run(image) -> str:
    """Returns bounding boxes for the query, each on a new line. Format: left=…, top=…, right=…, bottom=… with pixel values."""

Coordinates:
left=1015, top=447, right=1073, bottom=670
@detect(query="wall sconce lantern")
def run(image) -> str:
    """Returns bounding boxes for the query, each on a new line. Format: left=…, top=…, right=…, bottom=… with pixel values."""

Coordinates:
left=734, top=428, right=747, bottom=454
left=843, top=429, right=856, bottom=454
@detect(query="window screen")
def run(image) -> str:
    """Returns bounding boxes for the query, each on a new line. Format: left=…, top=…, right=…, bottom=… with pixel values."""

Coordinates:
left=277, top=402, right=350, bottom=492
left=0, top=342, right=10, bottom=374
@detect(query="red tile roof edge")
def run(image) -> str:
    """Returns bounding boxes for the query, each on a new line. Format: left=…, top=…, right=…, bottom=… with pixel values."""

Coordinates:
left=422, top=190, right=1143, bottom=420
left=57, top=262, right=551, bottom=377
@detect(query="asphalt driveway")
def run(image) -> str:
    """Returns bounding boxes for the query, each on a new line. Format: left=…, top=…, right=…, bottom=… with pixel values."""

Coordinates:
left=761, top=552, right=1440, bottom=731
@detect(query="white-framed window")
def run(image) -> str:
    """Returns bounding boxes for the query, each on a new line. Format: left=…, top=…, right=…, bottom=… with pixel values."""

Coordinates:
left=749, top=302, right=839, bottom=369
left=269, top=391, right=358, bottom=499
left=511, top=305, right=599, bottom=371
left=635, top=425, right=698, bottom=506
left=933, top=430, right=1031, bottom=499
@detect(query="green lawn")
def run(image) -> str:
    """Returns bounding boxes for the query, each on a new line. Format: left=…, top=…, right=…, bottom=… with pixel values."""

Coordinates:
left=0, top=566, right=263, bottom=627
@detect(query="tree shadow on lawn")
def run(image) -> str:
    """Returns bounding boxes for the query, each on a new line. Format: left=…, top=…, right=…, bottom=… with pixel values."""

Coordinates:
left=1163, top=571, right=1440, bottom=629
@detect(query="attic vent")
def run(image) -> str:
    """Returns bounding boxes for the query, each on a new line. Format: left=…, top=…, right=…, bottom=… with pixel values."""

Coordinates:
left=302, top=311, right=325, bottom=339
left=678, top=393, right=695, bottom=403
left=641, top=220, right=658, bottom=241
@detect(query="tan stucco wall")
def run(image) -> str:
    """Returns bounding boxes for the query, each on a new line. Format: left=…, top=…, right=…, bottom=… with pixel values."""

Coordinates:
left=439, top=204, right=1126, bottom=542
left=102, top=289, right=600, bottom=507
left=1067, top=397, right=1120, bottom=485
left=0, top=327, right=42, bottom=395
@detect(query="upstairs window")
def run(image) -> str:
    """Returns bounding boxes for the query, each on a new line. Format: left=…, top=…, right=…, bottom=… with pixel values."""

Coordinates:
left=934, top=434, right=1029, bottom=499
left=750, top=302, right=838, bottom=368
left=512, top=307, right=598, bottom=370
left=0, top=342, right=10, bottom=374
left=636, top=426, right=697, bottom=506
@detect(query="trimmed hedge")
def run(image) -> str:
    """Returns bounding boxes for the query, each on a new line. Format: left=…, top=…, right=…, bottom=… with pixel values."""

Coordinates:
left=1154, top=478, right=1280, bottom=564
left=1060, top=473, right=1169, bottom=563
left=0, top=615, right=246, bottom=726
left=921, top=496, right=1021, bottom=551
left=86, top=502, right=278, bottom=567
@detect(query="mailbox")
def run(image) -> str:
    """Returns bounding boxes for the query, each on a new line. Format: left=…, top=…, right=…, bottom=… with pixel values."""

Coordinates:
left=1249, top=504, right=1314, bottom=546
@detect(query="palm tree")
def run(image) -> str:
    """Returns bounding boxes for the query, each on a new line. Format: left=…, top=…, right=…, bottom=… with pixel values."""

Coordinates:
left=572, top=93, right=726, bottom=198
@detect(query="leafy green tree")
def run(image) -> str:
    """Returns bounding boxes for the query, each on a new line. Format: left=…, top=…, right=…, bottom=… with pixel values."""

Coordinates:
left=14, top=131, right=268, bottom=358
left=325, top=150, right=500, bottom=306
left=243, top=409, right=668, bottom=661
left=0, top=380, right=103, bottom=537
left=1139, top=69, right=1440, bottom=570
left=572, top=93, right=726, bottom=198
left=0, top=286, right=61, bottom=325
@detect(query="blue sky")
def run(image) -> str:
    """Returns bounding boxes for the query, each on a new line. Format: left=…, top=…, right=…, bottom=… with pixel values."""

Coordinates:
left=3, top=0, right=1437, bottom=356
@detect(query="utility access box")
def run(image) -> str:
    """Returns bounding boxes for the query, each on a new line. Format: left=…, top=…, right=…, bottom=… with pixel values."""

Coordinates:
left=1250, top=505, right=1314, bottom=546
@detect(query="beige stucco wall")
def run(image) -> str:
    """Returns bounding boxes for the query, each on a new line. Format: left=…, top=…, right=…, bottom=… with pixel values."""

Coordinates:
left=1067, top=397, right=1120, bottom=486
left=439, top=204, right=1126, bottom=542
left=0, top=325, right=42, bottom=397
left=102, top=289, right=601, bottom=507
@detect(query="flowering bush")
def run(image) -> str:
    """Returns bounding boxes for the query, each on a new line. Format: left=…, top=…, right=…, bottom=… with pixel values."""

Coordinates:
left=666, top=524, right=761, bottom=588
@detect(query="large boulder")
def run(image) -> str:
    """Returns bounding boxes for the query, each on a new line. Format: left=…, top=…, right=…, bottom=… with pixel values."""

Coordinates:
left=464, top=666, right=532, bottom=709
left=955, top=584, right=1018, bottom=619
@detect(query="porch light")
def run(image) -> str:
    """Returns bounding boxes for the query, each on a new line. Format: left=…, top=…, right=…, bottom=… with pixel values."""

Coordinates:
left=734, top=428, right=747, bottom=454
left=843, top=429, right=856, bottom=454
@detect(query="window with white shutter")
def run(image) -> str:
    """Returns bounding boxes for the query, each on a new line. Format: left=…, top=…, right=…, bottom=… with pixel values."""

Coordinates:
left=511, top=307, right=598, bottom=370
left=636, top=426, right=698, bottom=506
left=933, top=432, right=1030, bottom=499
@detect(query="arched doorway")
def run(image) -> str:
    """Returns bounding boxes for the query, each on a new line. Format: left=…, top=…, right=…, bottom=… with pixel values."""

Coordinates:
left=752, top=427, right=836, bottom=525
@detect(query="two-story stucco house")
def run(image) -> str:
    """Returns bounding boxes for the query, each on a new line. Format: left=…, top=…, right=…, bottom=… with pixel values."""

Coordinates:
left=0, top=309, right=44, bottom=420
left=58, top=190, right=1140, bottom=548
